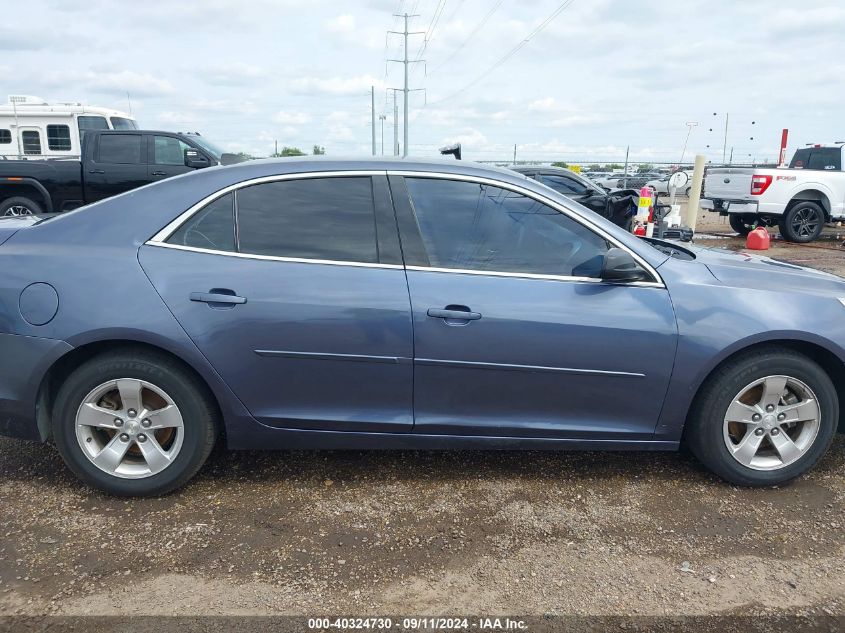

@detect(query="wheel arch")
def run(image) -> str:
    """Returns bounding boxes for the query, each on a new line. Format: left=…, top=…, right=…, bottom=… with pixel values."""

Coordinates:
left=682, top=338, right=845, bottom=440
left=35, top=339, right=227, bottom=442
left=0, top=182, right=51, bottom=213
left=787, top=189, right=832, bottom=220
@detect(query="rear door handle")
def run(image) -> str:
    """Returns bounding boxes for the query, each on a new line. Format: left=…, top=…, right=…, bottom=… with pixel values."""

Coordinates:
left=190, top=290, right=247, bottom=307
left=427, top=306, right=482, bottom=321
left=151, top=170, right=167, bottom=176
left=88, top=169, right=105, bottom=174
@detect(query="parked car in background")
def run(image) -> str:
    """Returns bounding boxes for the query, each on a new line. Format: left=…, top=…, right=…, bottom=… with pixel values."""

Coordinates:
left=1, top=158, right=843, bottom=495
left=0, top=95, right=138, bottom=160
left=646, top=172, right=694, bottom=197
left=702, top=144, right=845, bottom=242
left=0, top=129, right=242, bottom=216
left=510, top=165, right=638, bottom=228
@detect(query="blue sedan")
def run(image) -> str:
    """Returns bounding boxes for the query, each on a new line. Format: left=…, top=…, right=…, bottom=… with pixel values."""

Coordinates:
left=0, top=158, right=842, bottom=495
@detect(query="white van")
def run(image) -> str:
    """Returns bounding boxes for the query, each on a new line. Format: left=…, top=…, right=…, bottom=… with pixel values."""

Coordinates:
left=0, top=95, right=138, bottom=159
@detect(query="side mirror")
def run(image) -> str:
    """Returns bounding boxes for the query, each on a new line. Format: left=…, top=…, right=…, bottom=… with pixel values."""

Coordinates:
left=601, top=247, right=649, bottom=283
left=184, top=149, right=210, bottom=169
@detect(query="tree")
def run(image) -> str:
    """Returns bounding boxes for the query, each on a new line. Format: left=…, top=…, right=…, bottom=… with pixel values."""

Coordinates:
left=312, top=145, right=326, bottom=155
left=272, top=146, right=305, bottom=157
left=551, top=161, right=569, bottom=168
left=587, top=164, right=602, bottom=171
left=607, top=163, right=623, bottom=170
left=637, top=163, right=653, bottom=173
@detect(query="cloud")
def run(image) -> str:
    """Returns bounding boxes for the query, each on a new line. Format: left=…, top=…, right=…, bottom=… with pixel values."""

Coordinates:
left=326, top=14, right=356, bottom=33
left=195, top=62, right=266, bottom=87
left=274, top=111, right=311, bottom=125
left=291, top=74, right=385, bottom=95
left=528, top=97, right=557, bottom=112
left=41, top=69, right=175, bottom=97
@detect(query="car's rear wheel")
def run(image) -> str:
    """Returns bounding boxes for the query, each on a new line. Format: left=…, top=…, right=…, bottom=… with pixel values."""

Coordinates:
left=52, top=350, right=218, bottom=496
left=686, top=348, right=837, bottom=486
left=0, top=196, right=43, bottom=217
left=729, top=213, right=756, bottom=236
left=779, top=201, right=824, bottom=243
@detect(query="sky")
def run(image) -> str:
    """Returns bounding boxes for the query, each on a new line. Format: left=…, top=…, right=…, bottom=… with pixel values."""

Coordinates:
left=2, top=0, right=844, bottom=165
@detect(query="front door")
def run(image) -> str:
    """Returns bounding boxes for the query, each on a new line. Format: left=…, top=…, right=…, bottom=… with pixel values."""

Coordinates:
left=140, top=174, right=414, bottom=433
left=391, top=175, right=677, bottom=440
left=85, top=133, right=148, bottom=202
left=147, top=135, right=196, bottom=182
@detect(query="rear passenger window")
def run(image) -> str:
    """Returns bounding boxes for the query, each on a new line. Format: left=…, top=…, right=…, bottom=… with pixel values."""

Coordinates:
left=22, top=130, right=41, bottom=155
left=167, top=193, right=235, bottom=252
left=98, top=134, right=142, bottom=164
left=47, top=124, right=71, bottom=151
left=0, top=129, right=11, bottom=144
left=236, top=177, right=378, bottom=263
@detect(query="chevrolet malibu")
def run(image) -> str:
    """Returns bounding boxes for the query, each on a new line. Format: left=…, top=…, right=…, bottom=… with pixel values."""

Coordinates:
left=0, top=158, right=842, bottom=496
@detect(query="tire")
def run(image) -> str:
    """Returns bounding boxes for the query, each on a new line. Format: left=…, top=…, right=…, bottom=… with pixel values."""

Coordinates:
left=52, top=350, right=218, bottom=496
left=729, top=214, right=756, bottom=236
left=684, top=187, right=691, bottom=197
left=686, top=347, right=838, bottom=487
left=0, top=196, right=43, bottom=217
left=778, top=201, right=825, bottom=243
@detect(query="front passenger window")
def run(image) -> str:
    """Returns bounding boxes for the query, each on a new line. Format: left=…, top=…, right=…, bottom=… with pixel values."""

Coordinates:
left=405, top=178, right=610, bottom=278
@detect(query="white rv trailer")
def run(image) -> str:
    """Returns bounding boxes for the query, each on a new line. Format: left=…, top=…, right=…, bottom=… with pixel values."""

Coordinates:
left=0, top=95, right=138, bottom=159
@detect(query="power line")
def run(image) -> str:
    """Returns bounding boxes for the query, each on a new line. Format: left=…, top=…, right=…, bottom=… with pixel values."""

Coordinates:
left=414, top=0, right=447, bottom=62
left=429, top=0, right=503, bottom=73
left=428, top=0, right=576, bottom=105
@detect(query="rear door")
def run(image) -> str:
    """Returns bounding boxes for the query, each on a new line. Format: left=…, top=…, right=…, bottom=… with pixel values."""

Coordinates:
left=84, top=133, right=148, bottom=202
left=148, top=134, right=198, bottom=182
left=140, top=173, right=414, bottom=433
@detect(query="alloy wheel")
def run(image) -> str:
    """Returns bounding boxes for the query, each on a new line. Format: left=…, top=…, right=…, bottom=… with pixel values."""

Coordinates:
left=75, top=378, right=184, bottom=479
left=791, top=208, right=821, bottom=239
left=723, top=375, right=820, bottom=471
left=3, top=205, right=33, bottom=217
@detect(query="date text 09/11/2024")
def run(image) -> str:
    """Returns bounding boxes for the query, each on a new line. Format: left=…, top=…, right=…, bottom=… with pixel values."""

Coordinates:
left=307, top=617, right=528, bottom=630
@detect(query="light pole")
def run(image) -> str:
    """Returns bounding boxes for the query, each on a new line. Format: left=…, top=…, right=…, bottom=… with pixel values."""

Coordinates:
left=378, top=114, right=387, bottom=155
left=679, top=121, right=698, bottom=165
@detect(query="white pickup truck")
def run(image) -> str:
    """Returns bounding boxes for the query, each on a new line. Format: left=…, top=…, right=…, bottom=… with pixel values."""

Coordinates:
left=701, top=144, right=845, bottom=242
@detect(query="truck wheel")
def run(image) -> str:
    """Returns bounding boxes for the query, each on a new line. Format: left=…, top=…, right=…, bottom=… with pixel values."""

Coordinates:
left=779, top=202, right=824, bottom=243
left=0, top=196, right=43, bottom=217
left=729, top=214, right=756, bottom=236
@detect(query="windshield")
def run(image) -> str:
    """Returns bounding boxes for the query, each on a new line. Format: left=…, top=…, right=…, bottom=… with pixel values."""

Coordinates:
left=110, top=117, right=138, bottom=130
left=187, top=135, right=226, bottom=160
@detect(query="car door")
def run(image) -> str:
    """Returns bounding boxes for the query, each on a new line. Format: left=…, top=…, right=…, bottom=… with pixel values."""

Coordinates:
left=85, top=133, right=148, bottom=202
left=139, top=173, right=414, bottom=433
left=389, top=174, right=677, bottom=440
left=148, top=134, right=199, bottom=182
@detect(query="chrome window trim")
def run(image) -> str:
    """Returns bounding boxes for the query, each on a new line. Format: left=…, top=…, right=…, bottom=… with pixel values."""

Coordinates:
left=148, top=170, right=387, bottom=244
left=389, top=170, right=665, bottom=288
left=144, top=241, right=404, bottom=270
left=146, top=168, right=664, bottom=287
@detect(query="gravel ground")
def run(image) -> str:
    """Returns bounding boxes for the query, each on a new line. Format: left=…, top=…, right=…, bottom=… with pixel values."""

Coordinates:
left=1, top=208, right=844, bottom=621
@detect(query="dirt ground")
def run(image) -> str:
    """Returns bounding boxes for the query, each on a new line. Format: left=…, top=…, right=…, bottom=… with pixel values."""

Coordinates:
left=2, top=205, right=845, bottom=623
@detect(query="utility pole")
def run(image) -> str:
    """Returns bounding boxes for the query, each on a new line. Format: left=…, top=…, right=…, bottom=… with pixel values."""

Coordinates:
left=371, top=86, right=376, bottom=156
left=513, top=144, right=517, bottom=164
left=274, top=139, right=278, bottom=156
left=722, top=112, right=729, bottom=164
left=623, top=145, right=629, bottom=189
left=388, top=13, right=424, bottom=158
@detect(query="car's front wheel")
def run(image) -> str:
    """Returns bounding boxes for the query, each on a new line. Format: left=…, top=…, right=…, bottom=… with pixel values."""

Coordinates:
left=52, top=350, right=218, bottom=496
left=686, top=348, right=837, bottom=486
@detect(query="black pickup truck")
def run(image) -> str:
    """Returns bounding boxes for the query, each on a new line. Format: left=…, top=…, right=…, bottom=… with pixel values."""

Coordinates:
left=0, top=130, right=242, bottom=216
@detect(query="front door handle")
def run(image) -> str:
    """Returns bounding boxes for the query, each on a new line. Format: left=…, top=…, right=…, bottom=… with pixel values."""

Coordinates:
left=427, top=306, right=482, bottom=321
left=190, top=289, right=247, bottom=308
left=88, top=169, right=105, bottom=174
left=151, top=170, right=168, bottom=176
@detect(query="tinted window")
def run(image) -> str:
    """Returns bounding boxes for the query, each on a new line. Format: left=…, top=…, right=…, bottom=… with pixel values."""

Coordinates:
left=538, top=173, right=589, bottom=195
left=0, top=129, right=10, bottom=144
left=236, top=177, right=378, bottom=263
left=77, top=115, right=108, bottom=145
left=110, top=117, right=138, bottom=130
left=154, top=136, right=191, bottom=165
left=405, top=178, right=610, bottom=277
left=790, top=148, right=841, bottom=171
left=22, top=130, right=41, bottom=155
left=167, top=193, right=235, bottom=252
left=98, top=134, right=142, bottom=164
left=46, top=124, right=71, bottom=151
